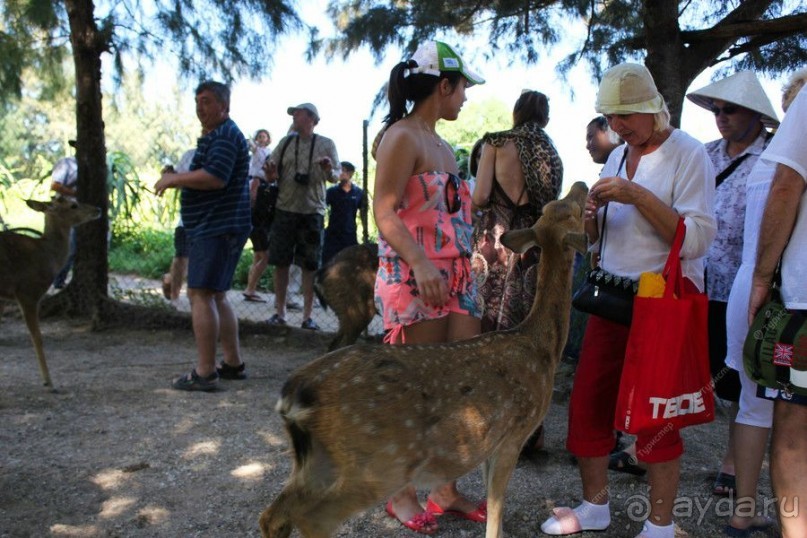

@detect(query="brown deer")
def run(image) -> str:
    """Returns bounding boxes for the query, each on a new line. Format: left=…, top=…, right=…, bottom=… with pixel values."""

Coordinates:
left=313, top=242, right=379, bottom=351
left=259, top=182, right=588, bottom=538
left=0, top=198, right=101, bottom=387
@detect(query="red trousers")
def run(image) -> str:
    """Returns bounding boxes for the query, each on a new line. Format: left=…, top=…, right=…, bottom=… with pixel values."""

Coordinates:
left=567, top=315, right=683, bottom=463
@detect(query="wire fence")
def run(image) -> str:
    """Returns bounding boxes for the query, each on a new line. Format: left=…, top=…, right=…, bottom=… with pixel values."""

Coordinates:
left=100, top=255, right=384, bottom=337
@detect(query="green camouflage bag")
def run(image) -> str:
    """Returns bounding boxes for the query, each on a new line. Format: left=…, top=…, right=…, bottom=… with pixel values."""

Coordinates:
left=743, top=286, right=807, bottom=398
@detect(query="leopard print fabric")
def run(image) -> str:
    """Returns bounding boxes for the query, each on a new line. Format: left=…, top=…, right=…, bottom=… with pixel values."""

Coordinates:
left=471, top=121, right=564, bottom=331
left=482, top=121, right=563, bottom=207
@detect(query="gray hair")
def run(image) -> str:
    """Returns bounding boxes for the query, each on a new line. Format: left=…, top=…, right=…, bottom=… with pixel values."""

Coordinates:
left=195, top=81, right=231, bottom=109
left=653, top=100, right=671, bottom=132
left=783, top=68, right=807, bottom=112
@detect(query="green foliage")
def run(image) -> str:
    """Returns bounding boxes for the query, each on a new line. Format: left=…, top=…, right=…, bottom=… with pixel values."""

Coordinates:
left=0, top=177, right=51, bottom=228
left=438, top=98, right=510, bottom=150
left=321, top=0, right=807, bottom=126
left=323, top=1, right=806, bottom=78
left=0, top=69, right=192, bottom=226
left=103, top=73, right=198, bottom=175
left=107, top=221, right=261, bottom=290
left=108, top=224, right=175, bottom=280
left=107, top=151, right=144, bottom=222
left=0, top=157, right=17, bottom=196
left=0, top=0, right=67, bottom=104
left=0, top=1, right=305, bottom=107
left=0, top=66, right=75, bottom=186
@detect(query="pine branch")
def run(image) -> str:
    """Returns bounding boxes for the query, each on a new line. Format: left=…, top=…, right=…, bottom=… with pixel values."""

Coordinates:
left=683, top=13, right=807, bottom=43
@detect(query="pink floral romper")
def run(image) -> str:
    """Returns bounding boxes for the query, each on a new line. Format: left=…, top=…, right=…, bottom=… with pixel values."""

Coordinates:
left=375, top=171, right=480, bottom=343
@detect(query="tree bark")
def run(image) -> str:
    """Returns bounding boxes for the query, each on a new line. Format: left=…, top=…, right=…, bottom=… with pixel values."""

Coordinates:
left=642, top=0, right=687, bottom=127
left=641, top=0, right=777, bottom=128
left=679, top=0, right=775, bottom=96
left=54, top=0, right=110, bottom=320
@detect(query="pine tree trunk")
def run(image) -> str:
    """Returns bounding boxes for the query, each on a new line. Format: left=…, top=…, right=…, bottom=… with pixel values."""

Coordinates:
left=53, top=0, right=110, bottom=318
left=642, top=0, right=688, bottom=128
left=642, top=0, right=776, bottom=129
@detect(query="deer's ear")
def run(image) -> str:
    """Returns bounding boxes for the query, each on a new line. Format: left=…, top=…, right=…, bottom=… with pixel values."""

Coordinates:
left=564, top=232, right=588, bottom=254
left=25, top=199, right=49, bottom=213
left=501, top=228, right=537, bottom=254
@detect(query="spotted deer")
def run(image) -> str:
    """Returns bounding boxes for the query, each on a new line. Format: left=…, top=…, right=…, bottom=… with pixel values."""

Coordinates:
left=313, top=242, right=379, bottom=351
left=259, top=182, right=589, bottom=538
left=0, top=198, right=101, bottom=387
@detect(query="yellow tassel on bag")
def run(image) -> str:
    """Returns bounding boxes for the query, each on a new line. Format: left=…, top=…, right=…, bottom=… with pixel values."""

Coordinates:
left=637, top=272, right=666, bottom=298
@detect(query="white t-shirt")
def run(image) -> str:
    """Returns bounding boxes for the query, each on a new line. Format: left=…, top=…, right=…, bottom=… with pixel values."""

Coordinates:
left=176, top=149, right=196, bottom=174
left=723, top=158, right=776, bottom=370
left=174, top=149, right=195, bottom=227
left=760, top=85, right=807, bottom=309
left=52, top=156, right=78, bottom=201
left=249, top=145, right=270, bottom=178
left=596, top=129, right=716, bottom=291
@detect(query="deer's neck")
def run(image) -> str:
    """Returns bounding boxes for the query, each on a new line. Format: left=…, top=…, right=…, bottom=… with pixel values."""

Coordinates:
left=41, top=218, right=71, bottom=267
left=520, top=244, right=575, bottom=358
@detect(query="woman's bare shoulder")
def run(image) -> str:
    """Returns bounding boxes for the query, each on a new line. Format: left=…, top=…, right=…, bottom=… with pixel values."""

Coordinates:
left=377, top=122, right=419, bottom=159
left=383, top=120, right=419, bottom=143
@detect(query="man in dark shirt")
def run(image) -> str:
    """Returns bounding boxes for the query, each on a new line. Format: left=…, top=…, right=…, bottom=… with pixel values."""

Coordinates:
left=154, top=81, right=251, bottom=391
left=322, top=161, right=364, bottom=266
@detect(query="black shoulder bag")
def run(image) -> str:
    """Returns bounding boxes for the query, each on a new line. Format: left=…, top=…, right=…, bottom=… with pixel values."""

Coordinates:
left=571, top=148, right=638, bottom=326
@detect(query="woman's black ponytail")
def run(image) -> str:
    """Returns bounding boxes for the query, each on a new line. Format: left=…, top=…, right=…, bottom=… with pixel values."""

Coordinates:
left=382, top=58, right=461, bottom=127
left=384, top=61, right=412, bottom=126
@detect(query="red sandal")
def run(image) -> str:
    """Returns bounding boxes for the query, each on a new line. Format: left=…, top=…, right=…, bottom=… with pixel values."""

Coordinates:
left=385, top=500, right=438, bottom=535
left=426, top=497, right=487, bottom=523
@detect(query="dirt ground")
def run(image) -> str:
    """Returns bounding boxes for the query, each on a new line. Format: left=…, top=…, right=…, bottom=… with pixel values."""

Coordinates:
left=0, top=313, right=778, bottom=538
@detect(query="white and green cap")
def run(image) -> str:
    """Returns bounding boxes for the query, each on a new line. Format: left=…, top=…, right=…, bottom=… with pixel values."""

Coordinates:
left=408, top=41, right=485, bottom=86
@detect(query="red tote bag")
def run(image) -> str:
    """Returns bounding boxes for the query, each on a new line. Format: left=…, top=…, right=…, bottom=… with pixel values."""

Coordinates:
left=614, top=219, right=714, bottom=434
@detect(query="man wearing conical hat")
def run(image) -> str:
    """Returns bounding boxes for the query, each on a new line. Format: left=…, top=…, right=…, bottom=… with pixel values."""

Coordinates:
left=685, top=71, right=779, bottom=501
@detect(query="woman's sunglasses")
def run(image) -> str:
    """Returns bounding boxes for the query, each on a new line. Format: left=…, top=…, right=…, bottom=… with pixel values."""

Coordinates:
left=710, top=104, right=739, bottom=116
left=445, top=173, right=461, bottom=214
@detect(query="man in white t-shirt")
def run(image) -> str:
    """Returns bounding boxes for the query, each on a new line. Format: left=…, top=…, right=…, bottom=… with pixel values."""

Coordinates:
left=161, top=148, right=196, bottom=302
left=748, top=84, right=807, bottom=538
left=50, top=140, right=79, bottom=288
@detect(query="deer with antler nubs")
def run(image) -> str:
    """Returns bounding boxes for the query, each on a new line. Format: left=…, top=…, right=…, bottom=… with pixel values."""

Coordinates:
left=259, top=182, right=589, bottom=538
left=0, top=198, right=100, bottom=387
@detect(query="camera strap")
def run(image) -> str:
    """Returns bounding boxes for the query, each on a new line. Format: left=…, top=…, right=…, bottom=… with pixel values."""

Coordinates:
left=294, top=134, right=317, bottom=174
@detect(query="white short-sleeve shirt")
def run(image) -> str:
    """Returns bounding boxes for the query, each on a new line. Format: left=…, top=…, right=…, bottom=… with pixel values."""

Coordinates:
left=760, top=85, right=807, bottom=309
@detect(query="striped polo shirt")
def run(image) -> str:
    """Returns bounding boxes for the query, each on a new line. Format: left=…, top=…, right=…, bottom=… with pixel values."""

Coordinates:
left=181, top=118, right=251, bottom=239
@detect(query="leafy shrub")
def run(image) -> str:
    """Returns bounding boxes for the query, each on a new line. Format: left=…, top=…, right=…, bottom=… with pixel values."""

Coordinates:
left=109, top=224, right=174, bottom=279
left=108, top=222, right=267, bottom=291
left=233, top=250, right=274, bottom=291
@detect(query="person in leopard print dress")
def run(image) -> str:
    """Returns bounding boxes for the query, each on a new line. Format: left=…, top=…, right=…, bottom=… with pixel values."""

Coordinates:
left=470, top=90, right=563, bottom=333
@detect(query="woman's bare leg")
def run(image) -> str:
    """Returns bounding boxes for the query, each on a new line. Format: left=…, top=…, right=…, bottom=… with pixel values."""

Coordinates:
left=388, top=314, right=482, bottom=521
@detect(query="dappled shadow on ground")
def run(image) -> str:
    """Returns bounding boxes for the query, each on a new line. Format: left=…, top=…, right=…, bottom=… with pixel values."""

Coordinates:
left=0, top=317, right=770, bottom=537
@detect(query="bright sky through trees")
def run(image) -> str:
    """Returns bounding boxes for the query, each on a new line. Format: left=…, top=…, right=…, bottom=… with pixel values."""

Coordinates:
left=159, top=1, right=789, bottom=193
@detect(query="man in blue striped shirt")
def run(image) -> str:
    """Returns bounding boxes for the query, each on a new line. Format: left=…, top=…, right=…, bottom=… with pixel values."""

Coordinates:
left=155, top=81, right=251, bottom=391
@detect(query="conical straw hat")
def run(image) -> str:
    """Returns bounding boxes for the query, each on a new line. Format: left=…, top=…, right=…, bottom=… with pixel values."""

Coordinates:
left=686, top=71, right=779, bottom=128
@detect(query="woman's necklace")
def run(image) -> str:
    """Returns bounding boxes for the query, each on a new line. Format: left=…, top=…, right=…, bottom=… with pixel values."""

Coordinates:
left=415, top=117, right=443, bottom=147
